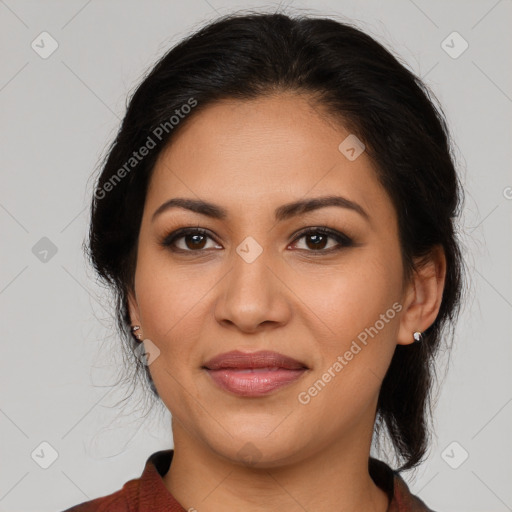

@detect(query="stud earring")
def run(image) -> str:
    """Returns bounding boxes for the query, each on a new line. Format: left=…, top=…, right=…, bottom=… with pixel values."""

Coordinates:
left=413, top=331, right=423, bottom=343
left=131, top=325, right=142, bottom=341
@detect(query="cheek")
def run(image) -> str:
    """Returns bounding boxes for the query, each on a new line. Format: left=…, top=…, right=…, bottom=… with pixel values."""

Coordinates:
left=133, top=247, right=220, bottom=369
left=298, top=251, right=402, bottom=418
left=306, top=250, right=402, bottom=347
left=297, top=265, right=401, bottom=423
left=133, top=252, right=211, bottom=411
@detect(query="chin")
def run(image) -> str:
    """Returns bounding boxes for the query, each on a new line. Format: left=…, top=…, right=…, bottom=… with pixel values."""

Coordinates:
left=204, top=429, right=307, bottom=469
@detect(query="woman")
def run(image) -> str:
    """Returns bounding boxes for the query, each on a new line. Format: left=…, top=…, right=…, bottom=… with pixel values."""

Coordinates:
left=64, top=10, right=466, bottom=512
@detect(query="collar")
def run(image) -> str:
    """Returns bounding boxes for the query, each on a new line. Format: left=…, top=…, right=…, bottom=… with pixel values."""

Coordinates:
left=134, top=449, right=434, bottom=511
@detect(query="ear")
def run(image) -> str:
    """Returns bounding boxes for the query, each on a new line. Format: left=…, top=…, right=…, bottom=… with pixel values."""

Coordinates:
left=397, top=245, right=447, bottom=346
left=127, top=288, right=141, bottom=327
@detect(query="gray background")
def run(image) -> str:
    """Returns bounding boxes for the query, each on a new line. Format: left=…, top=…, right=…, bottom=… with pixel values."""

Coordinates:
left=1, top=1, right=511, bottom=511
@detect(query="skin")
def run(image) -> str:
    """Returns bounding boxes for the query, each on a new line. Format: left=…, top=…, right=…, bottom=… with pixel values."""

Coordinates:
left=127, top=92, right=446, bottom=511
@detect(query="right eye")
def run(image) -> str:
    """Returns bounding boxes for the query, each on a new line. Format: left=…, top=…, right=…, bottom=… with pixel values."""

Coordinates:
left=160, top=227, right=222, bottom=252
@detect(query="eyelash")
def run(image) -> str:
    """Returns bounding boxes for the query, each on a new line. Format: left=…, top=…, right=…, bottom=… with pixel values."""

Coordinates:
left=160, top=226, right=354, bottom=255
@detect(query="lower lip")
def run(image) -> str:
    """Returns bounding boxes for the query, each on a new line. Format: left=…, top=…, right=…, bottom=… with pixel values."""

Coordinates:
left=205, top=368, right=307, bottom=397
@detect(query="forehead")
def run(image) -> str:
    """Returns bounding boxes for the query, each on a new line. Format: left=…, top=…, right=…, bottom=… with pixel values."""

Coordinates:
left=146, top=93, right=396, bottom=229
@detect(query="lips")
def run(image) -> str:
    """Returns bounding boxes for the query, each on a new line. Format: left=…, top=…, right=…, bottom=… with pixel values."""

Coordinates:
left=203, top=350, right=307, bottom=371
left=202, top=350, right=308, bottom=397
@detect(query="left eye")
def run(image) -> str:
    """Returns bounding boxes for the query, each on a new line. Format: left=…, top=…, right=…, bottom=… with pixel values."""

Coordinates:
left=161, top=227, right=353, bottom=253
left=290, top=228, right=353, bottom=252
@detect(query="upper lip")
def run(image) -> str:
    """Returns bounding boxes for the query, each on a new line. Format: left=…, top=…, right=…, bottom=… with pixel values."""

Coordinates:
left=203, top=350, right=308, bottom=370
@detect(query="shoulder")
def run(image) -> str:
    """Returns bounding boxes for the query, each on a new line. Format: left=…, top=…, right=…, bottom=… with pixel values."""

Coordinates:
left=59, top=453, right=163, bottom=512
left=392, top=472, right=437, bottom=512
left=60, top=477, right=139, bottom=512
left=369, top=458, right=437, bottom=512
left=59, top=450, right=176, bottom=512
left=61, top=493, right=129, bottom=512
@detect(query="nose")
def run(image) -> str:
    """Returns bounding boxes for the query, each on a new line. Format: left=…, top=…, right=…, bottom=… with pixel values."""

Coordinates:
left=213, top=243, right=292, bottom=333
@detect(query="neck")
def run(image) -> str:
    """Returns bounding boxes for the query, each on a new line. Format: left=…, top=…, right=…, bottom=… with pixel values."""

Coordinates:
left=163, top=417, right=389, bottom=512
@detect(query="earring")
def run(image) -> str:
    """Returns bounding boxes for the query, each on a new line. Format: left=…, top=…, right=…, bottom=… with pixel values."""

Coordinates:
left=131, top=325, right=142, bottom=341
left=413, top=331, right=423, bottom=343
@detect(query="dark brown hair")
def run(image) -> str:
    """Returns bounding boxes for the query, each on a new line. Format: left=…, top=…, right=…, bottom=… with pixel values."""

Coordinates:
left=87, top=10, right=466, bottom=471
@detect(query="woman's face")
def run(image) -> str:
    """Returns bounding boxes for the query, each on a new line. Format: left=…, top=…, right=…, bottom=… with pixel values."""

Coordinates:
left=129, top=92, right=419, bottom=466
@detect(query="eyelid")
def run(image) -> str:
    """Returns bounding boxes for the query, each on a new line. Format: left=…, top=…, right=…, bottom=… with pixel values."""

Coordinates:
left=291, top=226, right=353, bottom=246
left=160, top=227, right=218, bottom=248
left=160, top=226, right=354, bottom=253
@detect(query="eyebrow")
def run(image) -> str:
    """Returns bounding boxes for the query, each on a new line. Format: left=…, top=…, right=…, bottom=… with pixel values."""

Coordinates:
left=151, top=195, right=370, bottom=223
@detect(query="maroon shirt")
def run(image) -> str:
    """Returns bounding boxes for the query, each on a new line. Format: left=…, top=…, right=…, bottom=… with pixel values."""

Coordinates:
left=62, top=449, right=435, bottom=511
